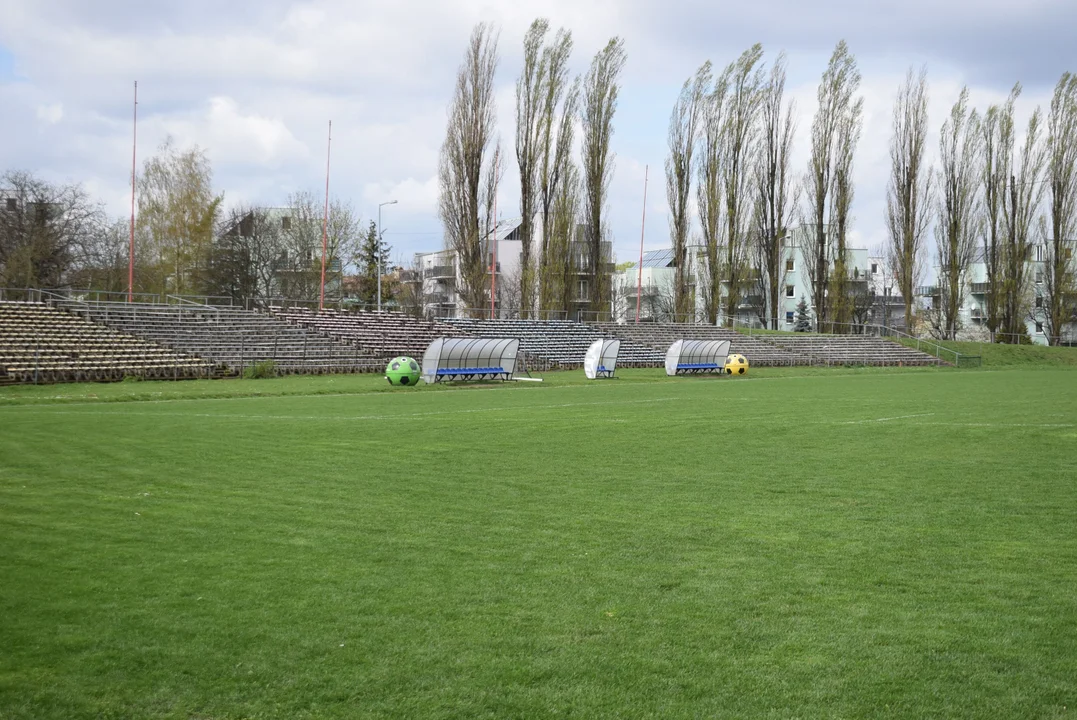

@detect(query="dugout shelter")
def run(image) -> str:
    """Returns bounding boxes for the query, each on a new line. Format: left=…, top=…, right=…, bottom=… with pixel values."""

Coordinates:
left=584, top=338, right=620, bottom=379
left=421, top=337, right=520, bottom=383
left=665, top=339, right=732, bottom=376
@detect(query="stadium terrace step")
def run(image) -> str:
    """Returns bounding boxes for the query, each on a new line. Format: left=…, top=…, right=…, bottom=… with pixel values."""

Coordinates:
left=588, top=322, right=811, bottom=367
left=269, top=307, right=466, bottom=359
left=0, top=301, right=222, bottom=384
left=759, top=334, right=947, bottom=366
left=440, top=318, right=667, bottom=368
left=56, top=301, right=386, bottom=375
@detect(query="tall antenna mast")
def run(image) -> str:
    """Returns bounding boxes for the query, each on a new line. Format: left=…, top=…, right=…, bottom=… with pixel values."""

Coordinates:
left=635, top=165, right=648, bottom=323
left=319, top=120, right=332, bottom=311
left=491, top=146, right=500, bottom=320
left=128, top=81, right=137, bottom=303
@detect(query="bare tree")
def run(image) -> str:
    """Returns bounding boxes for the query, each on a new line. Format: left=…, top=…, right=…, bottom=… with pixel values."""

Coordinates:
left=981, top=87, right=1018, bottom=338
left=393, top=254, right=425, bottom=318
left=535, top=28, right=576, bottom=314
left=885, top=66, right=932, bottom=334
left=666, top=62, right=710, bottom=320
left=804, top=41, right=860, bottom=331
left=697, top=67, right=729, bottom=324
left=0, top=170, right=109, bottom=291
left=72, top=216, right=130, bottom=293
left=438, top=23, right=501, bottom=316
left=720, top=44, right=765, bottom=327
left=515, top=19, right=550, bottom=317
left=213, top=205, right=285, bottom=302
left=753, top=53, right=797, bottom=330
left=497, top=263, right=523, bottom=318
left=935, top=88, right=983, bottom=340
left=1002, top=103, right=1048, bottom=340
left=580, top=37, right=626, bottom=315
left=850, top=275, right=874, bottom=332
left=1042, top=72, right=1077, bottom=343
left=276, top=192, right=361, bottom=302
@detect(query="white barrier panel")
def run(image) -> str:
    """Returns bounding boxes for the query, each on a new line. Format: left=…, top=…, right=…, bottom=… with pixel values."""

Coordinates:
left=584, top=338, right=621, bottom=379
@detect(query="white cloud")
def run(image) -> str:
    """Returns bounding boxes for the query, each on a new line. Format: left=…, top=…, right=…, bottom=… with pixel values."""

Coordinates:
left=0, top=0, right=1071, bottom=263
left=36, top=102, right=63, bottom=124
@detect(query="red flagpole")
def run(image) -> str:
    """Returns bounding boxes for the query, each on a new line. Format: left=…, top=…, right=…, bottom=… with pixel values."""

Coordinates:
left=635, top=165, right=648, bottom=323
left=128, top=81, right=137, bottom=303
left=319, top=120, right=332, bottom=311
left=491, top=147, right=499, bottom=320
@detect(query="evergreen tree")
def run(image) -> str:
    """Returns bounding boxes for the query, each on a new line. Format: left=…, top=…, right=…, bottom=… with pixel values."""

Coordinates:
left=357, top=221, right=391, bottom=306
left=794, top=295, right=812, bottom=332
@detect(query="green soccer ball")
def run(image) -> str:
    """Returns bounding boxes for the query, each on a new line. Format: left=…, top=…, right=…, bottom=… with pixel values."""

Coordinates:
left=385, top=356, right=421, bottom=387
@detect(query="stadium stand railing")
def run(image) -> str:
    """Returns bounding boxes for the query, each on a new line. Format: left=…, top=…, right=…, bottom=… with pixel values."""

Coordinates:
left=0, top=300, right=221, bottom=385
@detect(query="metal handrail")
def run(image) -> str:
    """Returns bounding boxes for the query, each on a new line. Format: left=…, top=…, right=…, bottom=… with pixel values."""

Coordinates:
left=38, top=289, right=88, bottom=312
left=859, top=325, right=962, bottom=365
left=166, top=294, right=218, bottom=310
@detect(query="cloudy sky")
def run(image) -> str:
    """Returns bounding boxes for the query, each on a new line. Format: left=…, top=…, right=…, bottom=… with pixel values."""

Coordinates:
left=1, top=0, right=1072, bottom=270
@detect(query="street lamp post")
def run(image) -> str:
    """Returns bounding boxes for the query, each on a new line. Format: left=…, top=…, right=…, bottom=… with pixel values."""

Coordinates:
left=377, top=200, right=397, bottom=313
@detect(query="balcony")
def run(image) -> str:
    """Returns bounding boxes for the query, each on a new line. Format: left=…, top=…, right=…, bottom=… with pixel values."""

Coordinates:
left=425, top=265, right=455, bottom=279
left=574, top=262, right=616, bottom=275
left=916, top=285, right=940, bottom=297
left=424, top=293, right=452, bottom=305
left=970, top=282, right=991, bottom=294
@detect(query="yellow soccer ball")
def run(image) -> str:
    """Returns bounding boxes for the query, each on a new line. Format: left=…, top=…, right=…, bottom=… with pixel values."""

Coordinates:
left=725, top=354, right=749, bottom=376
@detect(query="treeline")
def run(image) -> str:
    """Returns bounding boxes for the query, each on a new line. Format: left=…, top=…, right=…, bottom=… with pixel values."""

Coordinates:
left=0, top=139, right=401, bottom=306
left=437, top=20, right=1077, bottom=341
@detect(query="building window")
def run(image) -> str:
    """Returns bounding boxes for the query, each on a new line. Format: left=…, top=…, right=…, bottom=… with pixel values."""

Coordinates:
left=4, top=198, right=15, bottom=212
left=785, top=285, right=795, bottom=298
left=281, top=216, right=292, bottom=231
left=871, top=263, right=878, bottom=274
left=785, top=311, right=794, bottom=324
left=1035, top=296, right=1043, bottom=308
left=1036, top=322, right=1044, bottom=333
left=1036, top=270, right=1044, bottom=284
left=786, top=259, right=794, bottom=272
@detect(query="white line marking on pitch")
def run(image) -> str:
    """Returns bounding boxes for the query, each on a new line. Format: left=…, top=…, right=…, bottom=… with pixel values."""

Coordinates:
left=842, top=413, right=936, bottom=424
left=916, top=421, right=1076, bottom=428
left=13, top=396, right=692, bottom=423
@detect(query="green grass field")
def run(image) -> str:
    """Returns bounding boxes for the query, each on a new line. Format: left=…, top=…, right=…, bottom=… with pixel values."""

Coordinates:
left=2, top=366, right=1076, bottom=718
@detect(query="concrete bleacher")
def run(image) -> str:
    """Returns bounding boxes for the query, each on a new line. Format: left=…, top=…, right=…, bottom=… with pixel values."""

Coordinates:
left=441, top=318, right=666, bottom=368
left=759, top=334, right=945, bottom=366
left=589, top=322, right=811, bottom=366
left=270, top=308, right=465, bottom=359
left=0, top=301, right=220, bottom=384
left=60, top=301, right=385, bottom=375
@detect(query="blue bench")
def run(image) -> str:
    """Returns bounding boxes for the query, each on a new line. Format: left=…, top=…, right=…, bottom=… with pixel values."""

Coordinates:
left=435, top=366, right=508, bottom=380
left=675, top=362, right=724, bottom=374
left=596, top=364, right=615, bottom=378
